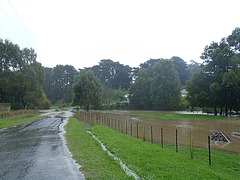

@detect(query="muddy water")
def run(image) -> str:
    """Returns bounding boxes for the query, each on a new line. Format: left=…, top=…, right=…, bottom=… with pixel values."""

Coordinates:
left=75, top=110, right=240, bottom=155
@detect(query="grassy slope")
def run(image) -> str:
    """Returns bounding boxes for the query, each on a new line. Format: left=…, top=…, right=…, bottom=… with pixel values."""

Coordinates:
left=0, top=114, right=41, bottom=128
left=65, top=118, right=134, bottom=180
left=132, top=113, right=228, bottom=120
left=91, top=125, right=240, bottom=180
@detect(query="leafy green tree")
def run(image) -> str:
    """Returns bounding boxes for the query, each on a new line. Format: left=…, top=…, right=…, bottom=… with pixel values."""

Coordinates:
left=129, top=68, right=153, bottom=109
left=0, top=39, right=50, bottom=109
left=187, top=27, right=240, bottom=115
left=129, top=77, right=153, bottom=109
left=129, top=59, right=181, bottom=110
left=187, top=60, right=201, bottom=80
left=227, top=27, right=240, bottom=53
left=86, top=59, right=132, bottom=90
left=42, top=65, right=77, bottom=104
left=73, top=70, right=102, bottom=111
left=102, top=86, right=126, bottom=107
left=186, top=72, right=212, bottom=112
left=171, top=56, right=189, bottom=85
left=139, top=59, right=159, bottom=69
left=151, top=60, right=181, bottom=110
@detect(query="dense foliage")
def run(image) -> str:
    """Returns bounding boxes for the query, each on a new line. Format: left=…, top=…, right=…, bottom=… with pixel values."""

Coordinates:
left=41, top=58, right=198, bottom=110
left=102, top=86, right=127, bottom=107
left=85, top=59, right=133, bottom=90
left=73, top=70, right=102, bottom=111
left=129, top=59, right=182, bottom=110
left=0, top=39, right=50, bottom=109
left=171, top=56, right=189, bottom=85
left=42, top=65, right=77, bottom=104
left=187, top=27, right=240, bottom=115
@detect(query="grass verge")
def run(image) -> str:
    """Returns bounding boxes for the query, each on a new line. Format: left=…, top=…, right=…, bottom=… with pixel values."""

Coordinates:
left=131, top=113, right=228, bottom=120
left=0, top=114, right=41, bottom=128
left=90, top=125, right=240, bottom=179
left=65, top=117, right=134, bottom=180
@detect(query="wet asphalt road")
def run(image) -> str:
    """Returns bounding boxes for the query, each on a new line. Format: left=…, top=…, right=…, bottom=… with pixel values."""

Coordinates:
left=0, top=111, right=84, bottom=180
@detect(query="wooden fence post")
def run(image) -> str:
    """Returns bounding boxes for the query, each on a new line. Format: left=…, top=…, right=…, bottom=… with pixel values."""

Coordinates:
left=137, top=124, right=138, bottom=138
left=121, top=121, right=123, bottom=133
left=161, top=128, right=163, bottom=148
left=131, top=122, right=132, bottom=136
left=176, top=129, right=178, bottom=152
left=151, top=126, right=153, bottom=144
left=126, top=121, right=127, bottom=134
left=118, top=120, right=120, bottom=131
left=208, top=135, right=211, bottom=165
left=190, top=132, right=194, bottom=159
left=143, top=124, right=145, bottom=142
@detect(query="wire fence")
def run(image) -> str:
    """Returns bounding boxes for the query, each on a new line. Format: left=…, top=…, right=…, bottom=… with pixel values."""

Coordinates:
left=74, top=110, right=240, bottom=161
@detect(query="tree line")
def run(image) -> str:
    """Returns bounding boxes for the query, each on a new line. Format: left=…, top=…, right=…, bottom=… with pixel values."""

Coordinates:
left=187, top=27, right=240, bottom=116
left=1, top=27, right=239, bottom=114
left=0, top=39, right=50, bottom=109
left=71, top=27, right=240, bottom=115
left=43, top=58, right=200, bottom=111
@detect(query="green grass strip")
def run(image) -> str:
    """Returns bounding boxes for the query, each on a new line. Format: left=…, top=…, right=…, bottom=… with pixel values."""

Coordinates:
left=131, top=113, right=228, bottom=120
left=91, top=125, right=240, bottom=180
left=0, top=114, right=41, bottom=128
left=65, top=117, right=134, bottom=180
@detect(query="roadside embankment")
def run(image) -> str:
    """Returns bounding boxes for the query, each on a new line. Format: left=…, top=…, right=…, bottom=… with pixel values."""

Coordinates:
left=65, top=117, right=134, bottom=179
left=0, top=110, right=40, bottom=129
left=90, top=125, right=240, bottom=179
left=66, top=117, right=240, bottom=179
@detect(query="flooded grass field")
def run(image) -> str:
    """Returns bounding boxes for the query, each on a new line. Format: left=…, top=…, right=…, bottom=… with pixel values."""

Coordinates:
left=75, top=110, right=240, bottom=155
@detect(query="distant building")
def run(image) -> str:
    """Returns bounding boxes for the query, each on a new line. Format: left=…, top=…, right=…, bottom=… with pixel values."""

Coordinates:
left=181, top=89, right=188, bottom=97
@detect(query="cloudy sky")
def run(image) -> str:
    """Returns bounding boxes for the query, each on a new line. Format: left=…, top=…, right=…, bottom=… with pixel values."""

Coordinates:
left=0, top=0, right=239, bottom=69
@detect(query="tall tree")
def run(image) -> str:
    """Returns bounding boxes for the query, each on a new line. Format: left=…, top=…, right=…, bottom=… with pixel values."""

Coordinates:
left=129, top=59, right=181, bottom=110
left=187, top=60, right=201, bottom=80
left=129, top=65, right=153, bottom=110
left=86, top=59, right=132, bottom=90
left=139, top=58, right=159, bottom=69
left=186, top=72, right=213, bottom=112
left=151, top=60, right=181, bottom=110
left=42, top=65, right=77, bottom=104
left=0, top=39, right=50, bottom=109
left=187, top=27, right=240, bottom=115
left=171, top=56, right=189, bottom=85
left=73, top=70, right=102, bottom=111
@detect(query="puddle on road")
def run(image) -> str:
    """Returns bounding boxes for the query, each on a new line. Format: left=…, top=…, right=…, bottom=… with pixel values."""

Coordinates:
left=75, top=110, right=240, bottom=154
left=40, top=109, right=85, bottom=179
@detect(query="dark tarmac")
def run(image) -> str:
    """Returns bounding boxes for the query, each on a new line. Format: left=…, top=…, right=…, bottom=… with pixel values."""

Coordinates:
left=0, top=111, right=84, bottom=180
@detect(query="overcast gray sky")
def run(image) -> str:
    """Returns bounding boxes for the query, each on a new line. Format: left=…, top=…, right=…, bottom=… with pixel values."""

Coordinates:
left=0, top=0, right=239, bottom=69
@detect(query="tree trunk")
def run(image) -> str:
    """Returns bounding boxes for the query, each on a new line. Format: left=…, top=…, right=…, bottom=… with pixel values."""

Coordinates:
left=191, top=106, right=194, bottom=112
left=0, top=88, right=4, bottom=102
left=220, top=106, right=223, bottom=116
left=214, top=107, right=217, bottom=116
left=224, top=90, right=228, bottom=116
left=225, top=106, right=228, bottom=116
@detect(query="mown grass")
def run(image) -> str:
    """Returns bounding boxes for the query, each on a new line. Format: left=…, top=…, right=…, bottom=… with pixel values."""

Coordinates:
left=132, top=113, right=228, bottom=120
left=0, top=114, right=41, bottom=128
left=65, top=117, right=134, bottom=180
left=90, top=125, right=240, bottom=180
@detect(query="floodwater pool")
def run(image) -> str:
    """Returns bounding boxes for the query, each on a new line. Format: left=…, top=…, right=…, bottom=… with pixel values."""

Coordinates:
left=75, top=110, right=240, bottom=155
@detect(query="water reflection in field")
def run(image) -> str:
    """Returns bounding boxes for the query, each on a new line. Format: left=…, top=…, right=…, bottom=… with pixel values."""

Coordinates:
left=74, top=110, right=240, bottom=155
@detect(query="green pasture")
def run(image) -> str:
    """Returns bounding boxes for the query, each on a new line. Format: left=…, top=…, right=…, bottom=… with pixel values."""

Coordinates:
left=66, top=117, right=239, bottom=179
left=65, top=117, right=134, bottom=180
left=131, top=113, right=228, bottom=120
left=0, top=114, right=41, bottom=128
